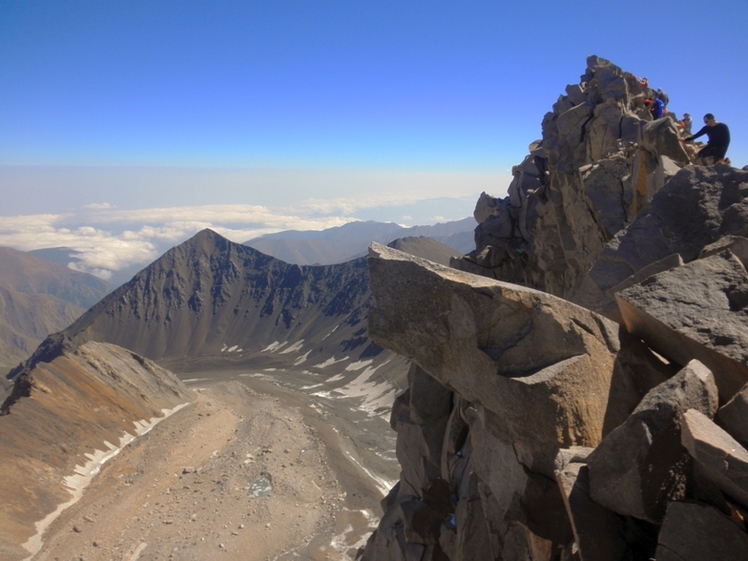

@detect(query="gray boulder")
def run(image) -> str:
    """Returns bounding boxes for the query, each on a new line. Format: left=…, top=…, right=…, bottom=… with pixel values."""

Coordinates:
left=586, top=360, right=718, bottom=522
left=682, top=408, right=748, bottom=508
left=575, top=165, right=748, bottom=316
left=554, top=447, right=628, bottom=561
left=368, top=242, right=642, bottom=477
left=719, top=382, right=748, bottom=449
left=615, top=251, right=748, bottom=401
left=656, top=501, right=748, bottom=561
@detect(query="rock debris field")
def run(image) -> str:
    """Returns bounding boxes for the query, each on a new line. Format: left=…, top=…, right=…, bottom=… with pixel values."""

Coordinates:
left=31, top=373, right=398, bottom=561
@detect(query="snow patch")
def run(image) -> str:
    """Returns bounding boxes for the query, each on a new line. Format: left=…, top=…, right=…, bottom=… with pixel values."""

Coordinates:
left=22, top=403, right=190, bottom=559
left=261, top=341, right=287, bottom=352
left=322, top=325, right=340, bottom=340
left=337, top=365, right=397, bottom=417
left=293, top=350, right=311, bottom=366
left=343, top=451, right=397, bottom=497
left=279, top=340, right=304, bottom=354
left=325, top=373, right=345, bottom=383
left=329, top=509, right=379, bottom=554
left=313, top=356, right=348, bottom=369
left=345, top=359, right=373, bottom=372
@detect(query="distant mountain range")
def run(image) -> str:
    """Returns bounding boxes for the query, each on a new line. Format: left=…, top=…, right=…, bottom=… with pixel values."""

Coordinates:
left=245, top=217, right=475, bottom=265
left=11, top=231, right=469, bottom=382
left=0, top=248, right=112, bottom=371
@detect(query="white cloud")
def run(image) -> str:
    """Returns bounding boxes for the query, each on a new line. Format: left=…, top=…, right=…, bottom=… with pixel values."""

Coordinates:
left=83, top=202, right=114, bottom=209
left=0, top=188, right=489, bottom=281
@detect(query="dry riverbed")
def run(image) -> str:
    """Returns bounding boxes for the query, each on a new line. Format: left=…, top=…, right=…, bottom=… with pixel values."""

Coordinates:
left=31, top=372, right=398, bottom=561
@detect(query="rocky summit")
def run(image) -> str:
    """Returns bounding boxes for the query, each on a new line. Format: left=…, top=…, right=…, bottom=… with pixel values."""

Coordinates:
left=362, top=57, right=748, bottom=560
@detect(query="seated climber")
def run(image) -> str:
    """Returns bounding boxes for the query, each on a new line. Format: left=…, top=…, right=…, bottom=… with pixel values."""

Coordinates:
left=682, top=113, right=731, bottom=164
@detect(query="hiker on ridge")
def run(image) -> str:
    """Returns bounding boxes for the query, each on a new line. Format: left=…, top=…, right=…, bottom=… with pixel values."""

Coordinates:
left=682, top=113, right=730, bottom=164
left=680, top=112, right=693, bottom=135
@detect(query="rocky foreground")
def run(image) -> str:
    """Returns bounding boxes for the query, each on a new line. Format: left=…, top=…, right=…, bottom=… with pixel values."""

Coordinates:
left=359, top=57, right=748, bottom=560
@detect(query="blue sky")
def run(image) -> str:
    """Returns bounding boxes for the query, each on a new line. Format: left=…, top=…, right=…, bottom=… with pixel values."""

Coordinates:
left=1, top=0, right=746, bottom=279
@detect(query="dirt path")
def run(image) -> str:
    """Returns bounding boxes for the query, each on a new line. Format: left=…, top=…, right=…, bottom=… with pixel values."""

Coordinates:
left=32, top=377, right=393, bottom=561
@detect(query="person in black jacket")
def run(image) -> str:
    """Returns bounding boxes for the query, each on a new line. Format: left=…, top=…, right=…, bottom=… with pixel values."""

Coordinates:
left=682, top=113, right=730, bottom=163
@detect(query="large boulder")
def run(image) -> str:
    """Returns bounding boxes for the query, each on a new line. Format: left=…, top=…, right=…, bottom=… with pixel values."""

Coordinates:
left=615, top=251, right=748, bottom=401
left=368, top=243, right=644, bottom=477
left=586, top=360, right=718, bottom=523
left=574, top=164, right=748, bottom=317
left=656, top=501, right=748, bottom=561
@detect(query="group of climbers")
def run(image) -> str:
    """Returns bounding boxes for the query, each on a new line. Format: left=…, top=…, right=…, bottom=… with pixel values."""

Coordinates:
left=637, top=76, right=731, bottom=165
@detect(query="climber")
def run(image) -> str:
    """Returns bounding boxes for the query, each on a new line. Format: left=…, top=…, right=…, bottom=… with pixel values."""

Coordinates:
left=680, top=112, right=693, bottom=135
left=645, top=97, right=664, bottom=119
left=682, top=113, right=730, bottom=164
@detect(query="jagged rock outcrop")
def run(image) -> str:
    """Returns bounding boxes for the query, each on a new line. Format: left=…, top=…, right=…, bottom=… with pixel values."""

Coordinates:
left=363, top=242, right=748, bottom=560
left=362, top=244, right=682, bottom=560
left=453, top=56, right=689, bottom=299
left=0, top=340, right=191, bottom=560
left=362, top=56, right=748, bottom=561
left=575, top=164, right=748, bottom=319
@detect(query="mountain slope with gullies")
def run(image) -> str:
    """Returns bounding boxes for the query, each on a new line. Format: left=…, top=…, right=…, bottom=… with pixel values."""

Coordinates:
left=23, top=229, right=386, bottom=375
left=0, top=247, right=112, bottom=371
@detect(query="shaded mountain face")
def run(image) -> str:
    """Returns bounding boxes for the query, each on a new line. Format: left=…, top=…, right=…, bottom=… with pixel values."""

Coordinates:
left=245, top=218, right=475, bottom=265
left=0, top=247, right=112, bottom=371
left=24, top=229, right=379, bottom=372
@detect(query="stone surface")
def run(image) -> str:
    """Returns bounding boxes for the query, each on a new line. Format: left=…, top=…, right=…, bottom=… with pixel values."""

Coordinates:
left=615, top=251, right=748, bottom=401
left=369, top=242, right=640, bottom=477
left=555, top=448, right=628, bottom=561
left=575, top=165, right=748, bottom=316
left=719, top=382, right=748, bottom=449
left=681, top=409, right=748, bottom=508
left=454, top=56, right=692, bottom=300
left=656, top=501, right=748, bottom=561
left=586, top=360, right=718, bottom=523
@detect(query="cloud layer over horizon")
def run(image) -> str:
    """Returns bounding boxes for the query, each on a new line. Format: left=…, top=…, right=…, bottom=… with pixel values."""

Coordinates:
left=0, top=194, right=485, bottom=282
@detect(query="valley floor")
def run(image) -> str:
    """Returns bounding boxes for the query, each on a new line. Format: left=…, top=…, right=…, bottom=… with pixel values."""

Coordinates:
left=30, top=369, right=399, bottom=561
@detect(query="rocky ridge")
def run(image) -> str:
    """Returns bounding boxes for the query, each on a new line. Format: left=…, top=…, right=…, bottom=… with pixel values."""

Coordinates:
left=362, top=57, right=748, bottom=560
left=453, top=55, right=690, bottom=299
left=0, top=341, right=191, bottom=560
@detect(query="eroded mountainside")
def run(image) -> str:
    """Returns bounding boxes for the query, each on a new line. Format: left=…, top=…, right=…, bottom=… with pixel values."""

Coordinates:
left=363, top=57, right=748, bottom=560
left=0, top=341, right=191, bottom=560
left=0, top=247, right=111, bottom=370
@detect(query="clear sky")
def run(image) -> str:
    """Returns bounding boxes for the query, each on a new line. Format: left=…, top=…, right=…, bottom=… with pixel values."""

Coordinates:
left=1, top=0, right=746, bottom=279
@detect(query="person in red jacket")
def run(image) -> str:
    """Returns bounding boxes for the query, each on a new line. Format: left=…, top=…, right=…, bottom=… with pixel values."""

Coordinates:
left=682, top=113, right=730, bottom=164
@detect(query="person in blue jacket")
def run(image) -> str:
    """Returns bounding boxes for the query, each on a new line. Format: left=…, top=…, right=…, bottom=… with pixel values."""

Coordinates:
left=682, top=113, right=730, bottom=164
